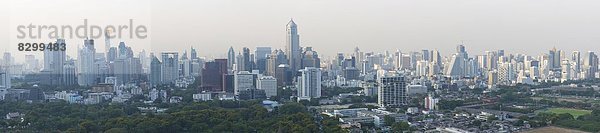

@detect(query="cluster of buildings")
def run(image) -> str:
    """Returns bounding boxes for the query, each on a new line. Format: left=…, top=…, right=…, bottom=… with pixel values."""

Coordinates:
left=0, top=19, right=599, bottom=108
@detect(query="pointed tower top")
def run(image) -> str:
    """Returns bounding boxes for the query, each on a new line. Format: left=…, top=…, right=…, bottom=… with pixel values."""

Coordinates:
left=287, top=18, right=297, bottom=27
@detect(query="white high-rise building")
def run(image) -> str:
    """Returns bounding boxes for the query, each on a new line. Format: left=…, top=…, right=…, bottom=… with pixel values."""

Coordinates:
left=297, top=67, right=321, bottom=101
left=78, top=38, right=97, bottom=86
left=377, top=72, right=407, bottom=108
left=234, top=71, right=255, bottom=95
left=257, top=76, right=277, bottom=98
left=561, top=60, right=571, bottom=82
left=286, top=19, right=301, bottom=73
left=415, top=60, right=428, bottom=77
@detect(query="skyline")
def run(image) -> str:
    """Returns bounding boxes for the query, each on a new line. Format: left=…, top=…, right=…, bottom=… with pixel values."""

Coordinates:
left=3, top=0, right=600, bottom=61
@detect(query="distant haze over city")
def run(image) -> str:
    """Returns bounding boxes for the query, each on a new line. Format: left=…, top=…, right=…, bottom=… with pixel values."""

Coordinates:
left=3, top=0, right=600, bottom=62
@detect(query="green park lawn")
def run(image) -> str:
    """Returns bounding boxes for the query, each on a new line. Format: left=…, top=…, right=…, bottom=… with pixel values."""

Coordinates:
left=547, top=108, right=592, bottom=118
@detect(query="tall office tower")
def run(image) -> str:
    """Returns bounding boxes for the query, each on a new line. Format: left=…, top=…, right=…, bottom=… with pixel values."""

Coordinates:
left=115, top=57, right=142, bottom=85
left=257, top=76, right=277, bottom=98
left=242, top=47, right=253, bottom=71
left=456, top=44, right=468, bottom=58
left=336, top=53, right=345, bottom=67
left=78, top=38, right=97, bottom=86
left=539, top=56, right=550, bottom=79
left=41, top=39, right=67, bottom=85
left=354, top=47, right=364, bottom=72
left=96, top=59, right=110, bottom=84
left=200, top=59, right=228, bottom=92
left=301, top=47, right=321, bottom=69
left=24, top=55, right=39, bottom=73
left=2, top=52, right=12, bottom=67
left=180, top=52, right=191, bottom=77
left=104, top=28, right=113, bottom=56
left=465, top=58, right=479, bottom=77
left=63, top=59, right=77, bottom=85
left=227, top=47, right=235, bottom=72
left=234, top=71, right=255, bottom=95
left=139, top=50, right=148, bottom=74
left=107, top=47, right=117, bottom=62
left=428, top=61, right=441, bottom=76
left=341, top=58, right=356, bottom=70
left=275, top=64, right=292, bottom=86
left=255, top=47, right=272, bottom=74
left=445, top=53, right=465, bottom=77
left=393, top=50, right=402, bottom=69
left=549, top=47, right=561, bottom=69
left=117, top=42, right=133, bottom=59
left=486, top=51, right=498, bottom=70
left=422, top=50, right=430, bottom=61
left=409, top=52, right=420, bottom=69
left=0, top=69, right=10, bottom=89
left=583, top=51, right=599, bottom=79
left=561, top=60, right=571, bottom=82
left=286, top=19, right=301, bottom=74
left=190, top=47, right=198, bottom=60
left=297, top=67, right=321, bottom=101
left=161, top=52, right=179, bottom=84
left=572, top=51, right=581, bottom=79
left=150, top=54, right=162, bottom=85
left=266, top=50, right=288, bottom=76
left=431, top=50, right=442, bottom=71
left=377, top=72, right=407, bottom=108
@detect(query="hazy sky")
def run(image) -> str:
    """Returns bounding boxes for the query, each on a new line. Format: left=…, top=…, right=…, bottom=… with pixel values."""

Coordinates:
left=2, top=0, right=600, bottom=62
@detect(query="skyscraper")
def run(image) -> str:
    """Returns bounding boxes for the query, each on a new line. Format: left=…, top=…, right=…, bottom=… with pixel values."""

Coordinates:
left=63, top=59, right=77, bottom=85
left=78, top=38, right=97, bottom=86
left=583, top=51, right=598, bottom=79
left=561, top=59, right=571, bottom=82
left=255, top=47, right=272, bottom=74
left=572, top=51, right=581, bottom=79
left=161, top=52, right=179, bottom=84
left=301, top=47, right=320, bottom=69
left=266, top=49, right=287, bottom=76
left=242, top=47, right=253, bottom=71
left=190, top=47, right=198, bottom=60
left=42, top=39, right=67, bottom=85
left=180, top=52, right=191, bottom=77
left=0, top=70, right=10, bottom=89
left=286, top=19, right=301, bottom=74
left=227, top=47, right=235, bottom=72
left=297, top=67, right=321, bottom=101
left=201, top=59, right=228, bottom=92
left=377, top=72, right=407, bottom=108
left=104, top=28, right=113, bottom=56
left=150, top=54, right=162, bottom=85
left=549, top=47, right=561, bottom=69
